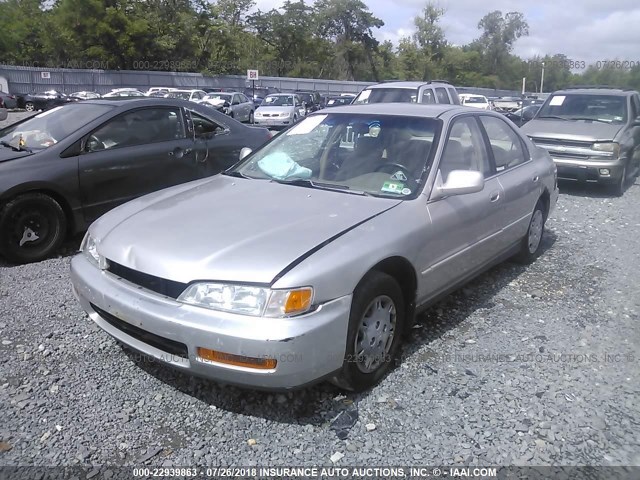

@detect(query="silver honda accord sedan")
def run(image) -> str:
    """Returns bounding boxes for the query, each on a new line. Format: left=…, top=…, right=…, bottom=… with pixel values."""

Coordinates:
left=70, top=103, right=559, bottom=391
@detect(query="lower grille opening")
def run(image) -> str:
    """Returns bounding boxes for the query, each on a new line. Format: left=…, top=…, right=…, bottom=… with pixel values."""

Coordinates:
left=91, top=303, right=189, bottom=359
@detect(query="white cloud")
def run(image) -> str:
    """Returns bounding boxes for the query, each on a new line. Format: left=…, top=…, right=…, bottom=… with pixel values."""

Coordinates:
left=365, top=0, right=640, bottom=67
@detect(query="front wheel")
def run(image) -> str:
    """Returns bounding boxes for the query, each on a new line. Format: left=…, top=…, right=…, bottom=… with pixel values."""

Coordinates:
left=248, top=111, right=254, bottom=124
left=0, top=193, right=67, bottom=264
left=331, top=271, right=405, bottom=392
left=514, top=200, right=545, bottom=264
left=610, top=162, right=627, bottom=197
left=24, top=102, right=35, bottom=112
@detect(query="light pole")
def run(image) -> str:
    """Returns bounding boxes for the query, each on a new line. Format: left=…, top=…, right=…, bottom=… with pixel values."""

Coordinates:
left=540, top=62, right=545, bottom=94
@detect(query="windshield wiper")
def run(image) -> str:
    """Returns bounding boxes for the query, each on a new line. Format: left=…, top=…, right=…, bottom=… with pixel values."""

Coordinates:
left=222, top=170, right=252, bottom=179
left=537, top=115, right=568, bottom=121
left=270, top=178, right=372, bottom=196
left=568, top=117, right=612, bottom=124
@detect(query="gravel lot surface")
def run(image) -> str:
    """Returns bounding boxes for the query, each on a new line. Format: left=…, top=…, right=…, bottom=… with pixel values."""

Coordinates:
left=1, top=111, right=639, bottom=469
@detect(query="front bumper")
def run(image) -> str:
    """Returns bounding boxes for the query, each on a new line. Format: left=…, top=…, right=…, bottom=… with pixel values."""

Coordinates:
left=551, top=157, right=624, bottom=184
left=70, top=254, right=351, bottom=389
left=254, top=117, right=292, bottom=128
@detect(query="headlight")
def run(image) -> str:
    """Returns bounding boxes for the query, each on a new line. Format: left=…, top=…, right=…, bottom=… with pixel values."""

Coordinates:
left=592, top=142, right=620, bottom=157
left=178, top=283, right=313, bottom=317
left=279, top=112, right=291, bottom=117
left=255, top=111, right=263, bottom=117
left=80, top=232, right=100, bottom=265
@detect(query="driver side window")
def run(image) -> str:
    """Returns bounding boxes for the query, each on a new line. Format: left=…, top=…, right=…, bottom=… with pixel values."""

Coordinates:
left=189, top=111, right=226, bottom=139
left=84, top=107, right=185, bottom=152
left=439, top=117, right=492, bottom=181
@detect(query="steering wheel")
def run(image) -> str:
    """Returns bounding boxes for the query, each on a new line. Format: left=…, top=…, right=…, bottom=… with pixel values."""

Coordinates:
left=86, top=135, right=106, bottom=152
left=375, top=163, right=411, bottom=177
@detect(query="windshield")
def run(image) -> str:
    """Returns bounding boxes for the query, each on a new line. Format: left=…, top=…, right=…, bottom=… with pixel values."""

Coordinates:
left=262, top=95, right=294, bottom=106
left=167, top=92, right=192, bottom=100
left=0, top=103, right=114, bottom=150
left=537, top=94, right=627, bottom=124
left=230, top=113, right=441, bottom=198
left=465, top=97, right=486, bottom=104
left=353, top=88, right=419, bottom=104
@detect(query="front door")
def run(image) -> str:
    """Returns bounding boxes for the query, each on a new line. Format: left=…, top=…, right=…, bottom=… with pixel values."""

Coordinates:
left=418, top=115, right=503, bottom=301
left=78, top=106, right=198, bottom=223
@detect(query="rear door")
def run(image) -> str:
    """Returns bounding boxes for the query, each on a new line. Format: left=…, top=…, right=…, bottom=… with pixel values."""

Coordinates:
left=78, top=106, right=198, bottom=223
left=478, top=115, right=541, bottom=249
left=420, top=115, right=503, bottom=298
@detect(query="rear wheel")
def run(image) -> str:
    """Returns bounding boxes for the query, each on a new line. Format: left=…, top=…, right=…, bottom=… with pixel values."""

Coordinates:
left=0, top=193, right=67, bottom=264
left=514, top=200, right=545, bottom=264
left=331, top=271, right=405, bottom=392
left=248, top=111, right=254, bottom=124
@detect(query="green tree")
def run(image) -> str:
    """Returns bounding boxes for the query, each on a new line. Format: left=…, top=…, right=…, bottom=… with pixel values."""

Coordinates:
left=315, top=0, right=384, bottom=81
left=412, top=2, right=447, bottom=80
left=473, top=10, right=529, bottom=76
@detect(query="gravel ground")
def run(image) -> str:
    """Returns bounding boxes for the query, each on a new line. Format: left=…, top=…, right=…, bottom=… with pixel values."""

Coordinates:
left=1, top=110, right=639, bottom=469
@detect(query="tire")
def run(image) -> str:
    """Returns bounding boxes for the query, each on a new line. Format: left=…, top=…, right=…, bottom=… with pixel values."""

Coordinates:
left=248, top=111, right=254, bottom=124
left=24, top=102, right=35, bottom=112
left=331, top=271, right=405, bottom=392
left=0, top=193, right=67, bottom=264
left=514, top=199, right=545, bottom=265
left=293, top=114, right=298, bottom=123
left=610, top=162, right=627, bottom=197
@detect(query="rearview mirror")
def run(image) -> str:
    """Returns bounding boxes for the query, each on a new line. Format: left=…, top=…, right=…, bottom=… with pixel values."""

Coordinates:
left=432, top=170, right=484, bottom=200
left=239, top=147, right=252, bottom=161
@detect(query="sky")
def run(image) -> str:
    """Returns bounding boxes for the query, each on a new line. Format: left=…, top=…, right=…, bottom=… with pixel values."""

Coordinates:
left=252, top=0, right=640, bottom=69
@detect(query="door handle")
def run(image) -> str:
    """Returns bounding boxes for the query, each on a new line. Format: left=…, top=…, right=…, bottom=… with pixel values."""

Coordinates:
left=532, top=175, right=539, bottom=183
left=489, top=191, right=500, bottom=202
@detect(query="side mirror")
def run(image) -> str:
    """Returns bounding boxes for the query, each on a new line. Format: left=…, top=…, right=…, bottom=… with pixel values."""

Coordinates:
left=239, top=147, right=252, bottom=161
left=431, top=170, right=484, bottom=200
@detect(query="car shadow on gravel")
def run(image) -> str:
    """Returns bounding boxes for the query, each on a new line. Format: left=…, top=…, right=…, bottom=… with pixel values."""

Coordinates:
left=119, top=230, right=557, bottom=427
left=559, top=177, right=639, bottom=198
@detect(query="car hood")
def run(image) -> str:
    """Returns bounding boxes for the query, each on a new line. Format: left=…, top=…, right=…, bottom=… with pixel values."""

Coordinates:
left=202, top=98, right=227, bottom=106
left=96, top=175, right=402, bottom=285
left=0, top=148, right=33, bottom=163
left=522, top=119, right=623, bottom=142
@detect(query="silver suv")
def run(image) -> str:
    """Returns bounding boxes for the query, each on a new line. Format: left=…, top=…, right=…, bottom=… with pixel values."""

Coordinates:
left=353, top=80, right=460, bottom=105
left=521, top=86, right=640, bottom=196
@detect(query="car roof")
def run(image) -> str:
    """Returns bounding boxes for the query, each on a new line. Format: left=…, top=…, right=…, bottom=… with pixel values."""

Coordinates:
left=81, top=98, right=195, bottom=108
left=309, top=102, right=465, bottom=117
left=551, top=88, right=634, bottom=96
left=365, top=81, right=454, bottom=90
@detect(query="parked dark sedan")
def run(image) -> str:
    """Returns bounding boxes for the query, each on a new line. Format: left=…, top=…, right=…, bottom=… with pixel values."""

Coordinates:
left=295, top=90, right=322, bottom=114
left=19, top=90, right=73, bottom=111
left=0, top=98, right=272, bottom=263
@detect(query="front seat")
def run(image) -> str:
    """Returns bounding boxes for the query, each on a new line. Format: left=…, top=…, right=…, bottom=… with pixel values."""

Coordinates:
left=335, top=135, right=384, bottom=180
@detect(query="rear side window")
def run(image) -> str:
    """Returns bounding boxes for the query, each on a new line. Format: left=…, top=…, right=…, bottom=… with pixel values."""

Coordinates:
left=435, top=87, right=450, bottom=104
left=479, top=116, right=528, bottom=172
left=630, top=95, right=640, bottom=119
left=421, top=89, right=436, bottom=104
left=448, top=88, right=461, bottom=105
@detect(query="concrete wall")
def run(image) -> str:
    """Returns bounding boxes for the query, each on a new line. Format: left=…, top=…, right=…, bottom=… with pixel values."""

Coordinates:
left=0, top=64, right=524, bottom=98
